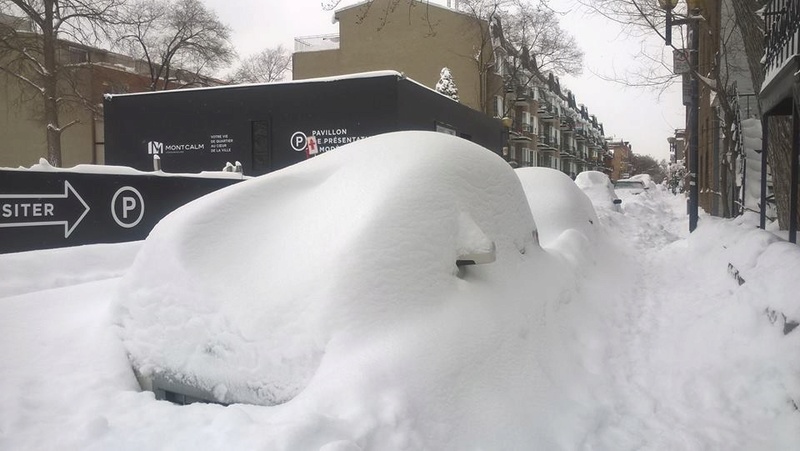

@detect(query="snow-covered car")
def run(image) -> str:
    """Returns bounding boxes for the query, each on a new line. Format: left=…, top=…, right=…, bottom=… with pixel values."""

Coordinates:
left=629, top=173, right=658, bottom=191
left=614, top=178, right=648, bottom=196
left=116, top=131, right=545, bottom=409
left=575, top=171, right=622, bottom=213
left=516, top=167, right=600, bottom=247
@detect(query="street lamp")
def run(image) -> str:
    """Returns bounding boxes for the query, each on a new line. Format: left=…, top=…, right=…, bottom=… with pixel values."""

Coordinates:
left=659, top=0, right=700, bottom=233
left=658, top=0, right=678, bottom=45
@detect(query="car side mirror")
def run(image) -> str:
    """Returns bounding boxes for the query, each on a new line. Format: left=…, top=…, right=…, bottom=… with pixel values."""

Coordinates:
left=457, top=241, right=496, bottom=266
left=613, top=198, right=622, bottom=205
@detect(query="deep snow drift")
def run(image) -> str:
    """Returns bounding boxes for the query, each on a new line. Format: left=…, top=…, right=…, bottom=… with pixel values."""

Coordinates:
left=0, top=132, right=798, bottom=450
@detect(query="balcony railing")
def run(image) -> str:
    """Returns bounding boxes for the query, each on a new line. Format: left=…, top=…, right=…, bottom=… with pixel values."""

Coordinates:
left=537, top=134, right=558, bottom=150
left=294, top=34, right=340, bottom=53
left=764, top=0, right=800, bottom=79
left=560, top=143, right=576, bottom=156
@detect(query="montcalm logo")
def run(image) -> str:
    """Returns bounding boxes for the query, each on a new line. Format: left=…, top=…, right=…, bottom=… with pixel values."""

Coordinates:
left=147, top=141, right=164, bottom=155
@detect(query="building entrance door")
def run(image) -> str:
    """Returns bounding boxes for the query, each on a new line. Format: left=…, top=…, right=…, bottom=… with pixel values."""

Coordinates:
left=252, top=120, right=271, bottom=175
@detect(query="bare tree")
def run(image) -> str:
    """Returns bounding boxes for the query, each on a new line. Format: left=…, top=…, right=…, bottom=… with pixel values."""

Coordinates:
left=577, top=0, right=790, bottom=222
left=630, top=152, right=666, bottom=182
left=318, top=0, right=580, bottom=116
left=0, top=0, right=123, bottom=167
left=501, top=0, right=583, bottom=77
left=231, top=45, right=290, bottom=84
left=321, top=0, right=436, bottom=32
left=115, top=0, right=234, bottom=90
left=576, top=0, right=680, bottom=92
left=455, top=0, right=583, bottom=120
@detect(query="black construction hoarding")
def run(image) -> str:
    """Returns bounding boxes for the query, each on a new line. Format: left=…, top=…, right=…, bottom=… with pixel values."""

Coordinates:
left=0, top=169, right=242, bottom=254
left=104, top=71, right=504, bottom=176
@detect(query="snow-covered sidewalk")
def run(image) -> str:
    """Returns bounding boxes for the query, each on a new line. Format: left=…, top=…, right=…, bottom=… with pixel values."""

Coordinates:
left=582, top=191, right=800, bottom=450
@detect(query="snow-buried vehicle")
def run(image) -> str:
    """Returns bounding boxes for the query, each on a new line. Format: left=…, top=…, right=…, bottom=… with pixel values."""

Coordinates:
left=115, top=131, right=542, bottom=406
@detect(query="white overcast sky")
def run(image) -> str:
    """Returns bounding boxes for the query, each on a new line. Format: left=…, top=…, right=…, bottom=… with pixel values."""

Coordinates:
left=204, top=0, right=684, bottom=160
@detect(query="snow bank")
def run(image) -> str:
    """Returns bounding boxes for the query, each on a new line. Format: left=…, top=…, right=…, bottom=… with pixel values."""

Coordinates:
left=690, top=216, right=800, bottom=325
left=0, top=241, right=142, bottom=298
left=741, top=118, right=768, bottom=214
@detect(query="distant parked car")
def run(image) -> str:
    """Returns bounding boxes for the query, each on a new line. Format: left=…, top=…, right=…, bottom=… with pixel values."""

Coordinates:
left=614, top=178, right=647, bottom=196
left=516, top=167, right=600, bottom=246
left=575, top=171, right=622, bottom=212
left=629, top=174, right=658, bottom=191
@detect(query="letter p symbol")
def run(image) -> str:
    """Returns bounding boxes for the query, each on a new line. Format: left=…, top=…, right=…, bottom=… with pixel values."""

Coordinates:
left=122, top=197, right=136, bottom=219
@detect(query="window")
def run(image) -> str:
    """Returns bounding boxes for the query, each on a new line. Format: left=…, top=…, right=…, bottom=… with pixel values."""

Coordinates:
left=67, top=46, right=89, bottom=64
left=493, top=96, right=504, bottom=118
left=494, top=50, right=505, bottom=76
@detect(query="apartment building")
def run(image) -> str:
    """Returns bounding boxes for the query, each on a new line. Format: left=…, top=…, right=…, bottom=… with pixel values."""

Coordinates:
left=293, top=0, right=612, bottom=177
left=668, top=129, right=686, bottom=163
left=608, top=140, right=633, bottom=182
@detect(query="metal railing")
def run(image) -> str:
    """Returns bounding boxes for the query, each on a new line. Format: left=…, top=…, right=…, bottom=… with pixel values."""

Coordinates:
left=294, top=34, right=340, bottom=53
left=764, top=0, right=800, bottom=78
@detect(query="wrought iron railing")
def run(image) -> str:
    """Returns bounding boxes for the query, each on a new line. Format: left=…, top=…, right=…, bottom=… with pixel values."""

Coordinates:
left=764, top=0, right=800, bottom=78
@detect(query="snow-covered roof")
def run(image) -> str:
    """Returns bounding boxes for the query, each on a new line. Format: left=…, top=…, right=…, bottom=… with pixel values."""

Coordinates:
left=104, top=70, right=406, bottom=100
left=333, top=0, right=476, bottom=22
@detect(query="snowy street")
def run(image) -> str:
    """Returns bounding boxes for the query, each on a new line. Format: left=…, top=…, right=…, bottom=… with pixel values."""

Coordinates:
left=0, top=135, right=798, bottom=450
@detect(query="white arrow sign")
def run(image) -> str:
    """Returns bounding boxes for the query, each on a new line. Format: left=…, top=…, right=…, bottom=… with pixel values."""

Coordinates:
left=0, top=181, right=90, bottom=238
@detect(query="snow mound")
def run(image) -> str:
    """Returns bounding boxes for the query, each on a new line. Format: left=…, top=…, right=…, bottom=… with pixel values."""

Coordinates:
left=0, top=241, right=142, bottom=298
left=116, top=131, right=540, bottom=407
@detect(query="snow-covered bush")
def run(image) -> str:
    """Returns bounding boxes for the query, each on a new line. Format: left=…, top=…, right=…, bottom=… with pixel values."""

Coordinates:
left=435, top=67, right=460, bottom=102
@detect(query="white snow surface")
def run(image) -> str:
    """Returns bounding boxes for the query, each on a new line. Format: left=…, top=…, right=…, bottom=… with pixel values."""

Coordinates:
left=741, top=118, right=768, bottom=214
left=1, top=131, right=798, bottom=450
left=3, top=157, right=245, bottom=179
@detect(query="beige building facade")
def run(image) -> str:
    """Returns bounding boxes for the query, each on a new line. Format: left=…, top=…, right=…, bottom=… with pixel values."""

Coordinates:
left=608, top=140, right=633, bottom=182
left=293, top=0, right=612, bottom=176
left=293, top=0, right=497, bottom=113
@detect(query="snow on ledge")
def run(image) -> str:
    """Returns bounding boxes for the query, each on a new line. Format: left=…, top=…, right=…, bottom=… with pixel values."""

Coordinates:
left=104, top=70, right=406, bottom=100
left=2, top=158, right=247, bottom=180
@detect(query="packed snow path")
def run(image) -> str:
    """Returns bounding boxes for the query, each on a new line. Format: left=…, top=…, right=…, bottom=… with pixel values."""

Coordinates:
left=584, top=191, right=799, bottom=450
